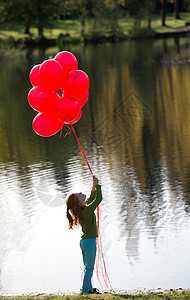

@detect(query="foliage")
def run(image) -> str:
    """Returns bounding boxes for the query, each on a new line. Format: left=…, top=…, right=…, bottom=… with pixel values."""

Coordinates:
left=0, top=0, right=189, bottom=40
left=183, top=0, right=190, bottom=11
left=1, top=13, right=190, bottom=48
left=123, top=0, right=157, bottom=30
left=0, top=0, right=60, bottom=37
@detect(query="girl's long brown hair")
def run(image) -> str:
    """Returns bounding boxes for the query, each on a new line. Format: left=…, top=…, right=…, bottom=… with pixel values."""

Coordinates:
left=65, top=193, right=82, bottom=229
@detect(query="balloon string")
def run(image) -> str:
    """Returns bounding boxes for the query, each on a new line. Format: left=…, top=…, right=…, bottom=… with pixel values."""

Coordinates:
left=96, top=207, right=113, bottom=291
left=70, top=123, right=112, bottom=291
left=60, top=126, right=63, bottom=138
left=70, top=124, right=94, bottom=177
left=60, top=125, right=72, bottom=138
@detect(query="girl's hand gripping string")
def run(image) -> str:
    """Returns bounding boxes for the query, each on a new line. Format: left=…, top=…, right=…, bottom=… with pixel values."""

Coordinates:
left=92, top=176, right=99, bottom=191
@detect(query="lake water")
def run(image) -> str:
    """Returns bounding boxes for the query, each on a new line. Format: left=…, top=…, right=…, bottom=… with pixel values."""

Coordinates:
left=0, top=37, right=190, bottom=295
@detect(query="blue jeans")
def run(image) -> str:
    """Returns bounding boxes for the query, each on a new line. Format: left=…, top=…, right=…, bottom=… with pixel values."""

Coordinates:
left=80, top=238, right=97, bottom=294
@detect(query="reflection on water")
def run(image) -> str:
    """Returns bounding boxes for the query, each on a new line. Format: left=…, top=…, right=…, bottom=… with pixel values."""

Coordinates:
left=0, top=37, right=190, bottom=294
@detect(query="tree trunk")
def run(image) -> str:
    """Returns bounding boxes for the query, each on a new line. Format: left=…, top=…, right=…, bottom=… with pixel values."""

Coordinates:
left=81, top=18, right=85, bottom=38
left=174, top=0, right=180, bottom=19
left=38, top=25, right=44, bottom=39
left=24, top=23, right=30, bottom=35
left=147, top=14, right=151, bottom=29
left=161, top=0, right=167, bottom=26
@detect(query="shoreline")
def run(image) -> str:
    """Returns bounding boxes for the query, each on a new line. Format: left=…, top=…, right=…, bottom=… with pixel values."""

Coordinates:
left=1, top=26, right=190, bottom=50
left=1, top=288, right=190, bottom=299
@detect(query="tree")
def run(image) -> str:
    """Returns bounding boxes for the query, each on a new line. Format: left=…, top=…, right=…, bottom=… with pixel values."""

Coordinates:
left=0, top=0, right=60, bottom=38
left=78, top=0, right=88, bottom=37
left=183, top=0, right=190, bottom=11
left=0, top=0, right=33, bottom=34
left=160, top=0, right=167, bottom=26
left=169, top=0, right=180, bottom=19
left=105, top=0, right=120, bottom=36
left=20, top=0, right=33, bottom=34
left=62, top=0, right=89, bottom=38
left=142, top=0, right=157, bottom=29
left=30, top=0, right=60, bottom=38
left=174, top=0, right=180, bottom=19
left=124, top=0, right=144, bottom=31
left=123, top=0, right=157, bottom=30
left=160, top=0, right=181, bottom=26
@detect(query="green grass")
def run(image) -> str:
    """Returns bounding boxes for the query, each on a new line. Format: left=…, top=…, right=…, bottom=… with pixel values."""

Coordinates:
left=0, top=19, right=81, bottom=36
left=0, top=19, right=82, bottom=42
left=1, top=290, right=190, bottom=300
left=118, top=13, right=190, bottom=35
left=149, top=12, right=190, bottom=33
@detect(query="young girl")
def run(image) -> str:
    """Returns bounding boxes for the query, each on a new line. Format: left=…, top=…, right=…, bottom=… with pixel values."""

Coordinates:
left=65, top=176, right=102, bottom=294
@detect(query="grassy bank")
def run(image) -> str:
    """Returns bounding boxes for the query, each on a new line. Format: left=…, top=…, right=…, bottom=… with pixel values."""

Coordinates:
left=1, top=13, right=190, bottom=49
left=1, top=290, right=190, bottom=300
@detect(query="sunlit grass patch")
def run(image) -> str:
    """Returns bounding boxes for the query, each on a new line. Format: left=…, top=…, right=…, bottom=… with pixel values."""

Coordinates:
left=44, top=20, right=82, bottom=39
left=0, top=30, right=28, bottom=40
left=151, top=12, right=190, bottom=33
left=0, top=19, right=82, bottom=41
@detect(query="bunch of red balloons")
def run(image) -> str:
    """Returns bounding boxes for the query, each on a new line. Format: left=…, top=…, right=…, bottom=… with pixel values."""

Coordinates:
left=28, top=51, right=90, bottom=137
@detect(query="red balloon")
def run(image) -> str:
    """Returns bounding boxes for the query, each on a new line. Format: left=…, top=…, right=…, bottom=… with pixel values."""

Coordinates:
left=76, top=90, right=89, bottom=108
left=64, top=70, right=90, bottom=100
left=39, top=59, right=65, bottom=92
left=29, top=64, right=42, bottom=86
left=28, top=86, right=59, bottom=113
left=67, top=107, right=82, bottom=124
left=56, top=98, right=79, bottom=123
left=54, top=51, right=78, bottom=74
left=32, top=113, right=64, bottom=137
